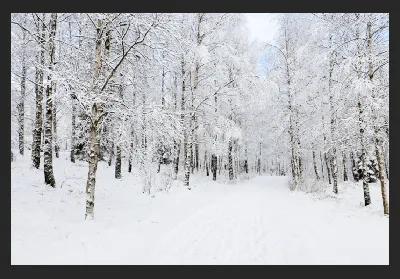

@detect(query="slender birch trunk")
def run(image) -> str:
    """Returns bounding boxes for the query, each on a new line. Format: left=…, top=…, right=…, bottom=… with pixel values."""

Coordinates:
left=71, top=90, right=76, bottom=162
left=43, top=13, right=57, bottom=187
left=367, top=18, right=388, bottom=214
left=53, top=84, right=59, bottom=158
left=320, top=151, right=324, bottom=179
left=328, top=35, right=338, bottom=194
left=325, top=152, right=332, bottom=185
left=342, top=150, right=348, bottom=181
left=183, top=114, right=193, bottom=189
left=31, top=13, right=46, bottom=169
left=228, top=139, right=234, bottom=180
left=85, top=18, right=103, bottom=220
left=69, top=21, right=80, bottom=163
left=350, top=151, right=356, bottom=180
left=312, top=149, right=320, bottom=180
left=128, top=90, right=136, bottom=173
left=355, top=14, right=371, bottom=206
left=115, top=145, right=122, bottom=179
left=211, top=154, right=217, bottom=180
left=18, top=15, right=27, bottom=156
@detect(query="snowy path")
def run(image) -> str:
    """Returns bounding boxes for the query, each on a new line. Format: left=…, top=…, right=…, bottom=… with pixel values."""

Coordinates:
left=11, top=156, right=389, bottom=265
left=141, top=177, right=388, bottom=265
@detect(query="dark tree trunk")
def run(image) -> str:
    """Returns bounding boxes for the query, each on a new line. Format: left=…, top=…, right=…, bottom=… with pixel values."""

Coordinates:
left=115, top=145, right=121, bottom=179
left=228, top=140, right=234, bottom=180
left=128, top=134, right=133, bottom=173
left=219, top=156, right=222, bottom=175
left=173, top=140, right=180, bottom=179
left=342, top=150, right=348, bottom=181
left=358, top=101, right=371, bottom=206
left=320, top=151, right=324, bottom=179
left=43, top=13, right=57, bottom=188
left=211, top=154, right=217, bottom=181
left=385, top=156, right=389, bottom=179
left=31, top=13, right=46, bottom=169
left=298, top=155, right=303, bottom=177
left=190, top=144, right=194, bottom=174
left=350, top=151, right=356, bottom=174
left=18, top=16, right=27, bottom=156
left=325, top=152, right=332, bottom=184
left=128, top=90, right=136, bottom=173
left=70, top=94, right=76, bottom=163
left=53, top=84, right=59, bottom=158
left=312, top=149, right=320, bottom=180
left=183, top=120, right=193, bottom=189
left=195, top=141, right=199, bottom=172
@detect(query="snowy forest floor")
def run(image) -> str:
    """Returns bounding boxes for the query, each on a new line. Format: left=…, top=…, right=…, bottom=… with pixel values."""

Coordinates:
left=11, top=151, right=389, bottom=265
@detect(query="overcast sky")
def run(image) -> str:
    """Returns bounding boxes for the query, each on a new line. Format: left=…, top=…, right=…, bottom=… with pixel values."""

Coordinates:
left=244, top=13, right=279, bottom=44
left=244, top=14, right=279, bottom=74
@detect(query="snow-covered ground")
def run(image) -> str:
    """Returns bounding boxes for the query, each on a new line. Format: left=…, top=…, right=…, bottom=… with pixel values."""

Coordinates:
left=11, top=152, right=389, bottom=265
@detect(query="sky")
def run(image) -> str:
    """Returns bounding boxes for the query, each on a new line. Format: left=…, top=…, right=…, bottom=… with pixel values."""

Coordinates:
left=244, top=13, right=279, bottom=75
left=244, top=13, right=279, bottom=44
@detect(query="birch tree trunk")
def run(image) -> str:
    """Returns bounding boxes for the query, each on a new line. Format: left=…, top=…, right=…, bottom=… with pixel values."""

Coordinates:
left=172, top=73, right=180, bottom=179
left=285, top=46, right=299, bottom=189
left=176, top=57, right=186, bottom=179
left=367, top=18, right=388, bottom=214
left=71, top=92, right=76, bottom=162
left=350, top=151, right=356, bottom=180
left=325, top=152, right=332, bottom=185
left=183, top=113, right=193, bottom=189
left=115, top=145, right=122, bottom=179
left=320, top=151, right=324, bottom=179
left=289, top=109, right=299, bottom=189
left=114, top=83, right=122, bottom=179
left=18, top=14, right=27, bottom=156
left=211, top=154, right=217, bottom=181
left=342, top=150, right=348, bottom=181
left=53, top=84, right=59, bottom=158
left=312, top=149, right=320, bottom=180
left=358, top=99, right=371, bottom=206
left=128, top=88, right=136, bottom=173
left=195, top=136, right=199, bottom=172
left=43, top=13, right=57, bottom=187
left=85, top=18, right=103, bottom=220
left=31, top=13, right=46, bottom=169
left=328, top=36, right=338, bottom=194
left=257, top=142, right=261, bottom=174
left=355, top=14, right=371, bottom=206
left=228, top=139, right=234, bottom=180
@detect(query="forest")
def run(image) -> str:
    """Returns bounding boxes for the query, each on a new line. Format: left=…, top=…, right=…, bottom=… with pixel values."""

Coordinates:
left=11, top=13, right=389, bottom=264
